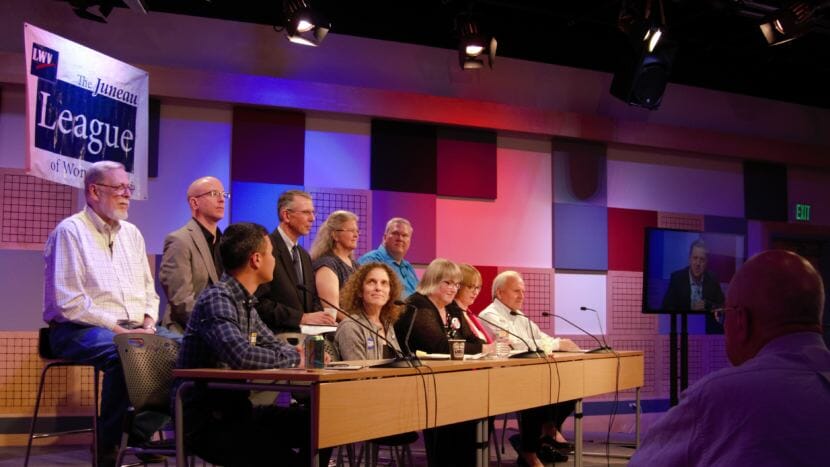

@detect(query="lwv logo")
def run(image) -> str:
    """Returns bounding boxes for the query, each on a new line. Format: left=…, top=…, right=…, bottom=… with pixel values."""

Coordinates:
left=30, top=43, right=59, bottom=82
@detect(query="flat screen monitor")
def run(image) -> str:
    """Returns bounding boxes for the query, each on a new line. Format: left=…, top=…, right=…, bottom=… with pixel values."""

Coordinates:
left=642, top=228, right=745, bottom=314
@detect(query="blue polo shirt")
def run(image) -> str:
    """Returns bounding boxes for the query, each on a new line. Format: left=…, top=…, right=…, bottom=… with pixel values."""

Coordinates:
left=358, top=244, right=418, bottom=298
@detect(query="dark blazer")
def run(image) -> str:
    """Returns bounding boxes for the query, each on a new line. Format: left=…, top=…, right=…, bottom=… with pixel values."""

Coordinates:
left=159, top=218, right=220, bottom=332
left=395, top=292, right=483, bottom=355
left=255, top=228, right=322, bottom=334
left=661, top=266, right=725, bottom=312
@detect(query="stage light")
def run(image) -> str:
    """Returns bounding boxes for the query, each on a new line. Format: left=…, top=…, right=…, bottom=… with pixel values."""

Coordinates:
left=610, top=0, right=676, bottom=110
left=282, top=0, right=330, bottom=47
left=457, top=15, right=497, bottom=70
left=759, top=1, right=815, bottom=45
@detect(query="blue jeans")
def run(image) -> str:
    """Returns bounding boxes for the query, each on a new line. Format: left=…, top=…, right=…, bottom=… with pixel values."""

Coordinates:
left=49, top=322, right=181, bottom=451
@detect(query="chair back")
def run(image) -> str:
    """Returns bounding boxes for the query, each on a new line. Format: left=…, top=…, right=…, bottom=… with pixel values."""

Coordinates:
left=114, top=334, right=179, bottom=413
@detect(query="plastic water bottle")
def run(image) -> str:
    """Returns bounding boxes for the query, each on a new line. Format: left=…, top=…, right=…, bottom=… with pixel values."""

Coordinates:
left=495, top=330, right=511, bottom=358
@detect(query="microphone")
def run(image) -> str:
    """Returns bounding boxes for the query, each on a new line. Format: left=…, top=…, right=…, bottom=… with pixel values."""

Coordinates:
left=508, top=311, right=547, bottom=357
left=580, top=306, right=612, bottom=351
left=296, top=284, right=422, bottom=368
left=396, top=299, right=419, bottom=362
left=542, top=311, right=612, bottom=353
left=476, top=313, right=544, bottom=359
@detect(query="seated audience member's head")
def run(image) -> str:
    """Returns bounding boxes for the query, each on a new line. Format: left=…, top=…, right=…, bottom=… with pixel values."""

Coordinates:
left=340, top=262, right=403, bottom=326
left=416, top=258, right=462, bottom=307
left=382, top=217, right=413, bottom=262
left=722, top=249, right=825, bottom=366
left=277, top=189, right=315, bottom=240
left=83, top=160, right=132, bottom=223
left=492, top=271, right=525, bottom=311
left=688, top=239, right=708, bottom=280
left=186, top=176, right=227, bottom=224
left=220, top=222, right=273, bottom=282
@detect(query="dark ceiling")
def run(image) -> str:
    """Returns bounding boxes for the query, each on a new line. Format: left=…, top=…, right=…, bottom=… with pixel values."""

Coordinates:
left=104, top=1, right=830, bottom=109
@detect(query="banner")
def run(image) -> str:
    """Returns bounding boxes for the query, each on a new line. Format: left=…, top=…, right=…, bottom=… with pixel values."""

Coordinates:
left=23, top=23, right=149, bottom=199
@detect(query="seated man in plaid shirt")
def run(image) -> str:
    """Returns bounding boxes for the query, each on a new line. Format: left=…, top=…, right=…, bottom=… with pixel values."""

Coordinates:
left=174, top=222, right=324, bottom=466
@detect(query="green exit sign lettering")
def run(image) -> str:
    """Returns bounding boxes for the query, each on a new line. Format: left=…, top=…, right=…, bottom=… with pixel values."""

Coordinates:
left=796, top=204, right=811, bottom=222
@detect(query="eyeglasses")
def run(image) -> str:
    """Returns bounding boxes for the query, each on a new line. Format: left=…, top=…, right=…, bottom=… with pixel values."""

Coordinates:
left=287, top=209, right=316, bottom=217
left=95, top=183, right=134, bottom=195
left=335, top=228, right=359, bottom=234
left=712, top=306, right=737, bottom=326
left=193, top=190, right=231, bottom=200
left=462, top=284, right=482, bottom=292
left=441, top=280, right=461, bottom=289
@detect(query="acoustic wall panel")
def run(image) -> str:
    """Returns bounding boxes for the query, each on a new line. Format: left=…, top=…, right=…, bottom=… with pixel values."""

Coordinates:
left=435, top=135, right=553, bottom=268
left=0, top=170, right=76, bottom=250
left=552, top=138, right=606, bottom=206
left=606, top=270, right=657, bottom=334
left=304, top=114, right=371, bottom=189
left=554, top=203, right=608, bottom=270
left=657, top=212, right=704, bottom=231
left=231, top=106, right=305, bottom=185
left=704, top=215, right=747, bottom=235
left=553, top=272, right=607, bottom=335
left=436, top=127, right=497, bottom=199
left=128, top=103, right=232, bottom=254
left=230, top=181, right=301, bottom=233
left=305, top=188, right=371, bottom=258
left=506, top=267, right=554, bottom=333
left=607, top=146, right=744, bottom=217
left=608, top=207, right=658, bottom=272
left=371, top=190, right=436, bottom=265
left=370, top=120, right=436, bottom=194
left=0, top=250, right=48, bottom=330
left=0, top=85, right=25, bottom=170
left=743, top=160, right=787, bottom=222
left=468, top=264, right=499, bottom=316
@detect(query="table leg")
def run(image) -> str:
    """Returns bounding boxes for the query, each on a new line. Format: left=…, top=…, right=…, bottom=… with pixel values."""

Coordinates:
left=574, top=399, right=583, bottom=467
left=475, top=418, right=489, bottom=467
left=174, top=382, right=193, bottom=467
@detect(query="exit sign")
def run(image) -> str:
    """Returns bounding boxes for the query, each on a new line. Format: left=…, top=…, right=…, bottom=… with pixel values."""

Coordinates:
left=796, top=204, right=812, bottom=221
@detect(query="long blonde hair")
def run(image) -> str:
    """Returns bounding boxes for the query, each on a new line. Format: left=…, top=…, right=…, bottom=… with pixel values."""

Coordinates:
left=310, top=210, right=358, bottom=260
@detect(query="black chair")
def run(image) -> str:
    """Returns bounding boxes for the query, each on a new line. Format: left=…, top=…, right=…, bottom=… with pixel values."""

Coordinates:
left=24, top=327, right=100, bottom=467
left=113, top=333, right=180, bottom=466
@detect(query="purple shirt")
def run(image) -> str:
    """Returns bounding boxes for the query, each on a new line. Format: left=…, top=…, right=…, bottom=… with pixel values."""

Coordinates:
left=630, top=332, right=830, bottom=467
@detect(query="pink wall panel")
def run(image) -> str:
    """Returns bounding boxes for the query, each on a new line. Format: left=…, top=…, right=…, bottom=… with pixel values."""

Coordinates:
left=435, top=135, right=552, bottom=268
left=607, top=147, right=744, bottom=217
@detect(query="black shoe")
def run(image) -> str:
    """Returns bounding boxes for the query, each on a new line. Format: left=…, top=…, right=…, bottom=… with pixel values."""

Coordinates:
left=537, top=442, right=568, bottom=463
left=540, top=435, right=574, bottom=452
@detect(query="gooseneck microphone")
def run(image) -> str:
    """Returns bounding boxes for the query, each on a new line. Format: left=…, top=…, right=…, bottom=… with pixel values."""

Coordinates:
left=399, top=300, right=419, bottom=361
left=476, top=313, right=544, bottom=359
left=296, top=284, right=422, bottom=368
left=541, top=311, right=612, bottom=353
left=580, top=306, right=612, bottom=351
left=508, top=311, right=547, bottom=356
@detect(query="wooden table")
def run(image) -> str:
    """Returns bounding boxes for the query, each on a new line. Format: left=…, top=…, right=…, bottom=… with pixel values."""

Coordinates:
left=174, top=351, right=644, bottom=467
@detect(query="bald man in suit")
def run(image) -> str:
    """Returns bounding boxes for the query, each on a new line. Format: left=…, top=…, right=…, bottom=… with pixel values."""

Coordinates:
left=160, top=176, right=228, bottom=333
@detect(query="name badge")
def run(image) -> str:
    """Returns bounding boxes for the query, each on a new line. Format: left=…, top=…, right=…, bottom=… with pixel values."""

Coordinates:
left=249, top=332, right=257, bottom=345
left=366, top=335, right=375, bottom=350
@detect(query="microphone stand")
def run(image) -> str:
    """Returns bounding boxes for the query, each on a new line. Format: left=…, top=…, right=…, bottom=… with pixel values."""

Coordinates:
left=508, top=311, right=547, bottom=356
left=296, top=285, right=422, bottom=368
left=477, top=313, right=544, bottom=359
left=580, top=306, right=612, bottom=351
left=542, top=311, right=612, bottom=353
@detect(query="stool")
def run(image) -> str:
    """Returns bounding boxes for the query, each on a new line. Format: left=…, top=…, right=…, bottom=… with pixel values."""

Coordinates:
left=24, top=327, right=100, bottom=467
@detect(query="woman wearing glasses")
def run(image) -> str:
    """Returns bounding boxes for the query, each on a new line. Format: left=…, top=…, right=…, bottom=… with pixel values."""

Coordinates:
left=310, top=210, right=359, bottom=318
left=394, top=258, right=483, bottom=467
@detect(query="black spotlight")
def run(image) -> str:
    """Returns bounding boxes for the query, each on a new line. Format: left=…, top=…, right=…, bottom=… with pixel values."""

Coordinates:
left=457, top=15, right=497, bottom=70
left=283, top=0, right=330, bottom=47
left=610, top=0, right=676, bottom=110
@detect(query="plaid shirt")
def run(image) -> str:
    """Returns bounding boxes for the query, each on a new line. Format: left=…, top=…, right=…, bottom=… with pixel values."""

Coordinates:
left=177, top=274, right=300, bottom=371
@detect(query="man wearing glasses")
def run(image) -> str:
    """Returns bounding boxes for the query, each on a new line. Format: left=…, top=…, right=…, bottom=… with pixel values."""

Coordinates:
left=159, top=176, right=229, bottom=333
left=255, top=190, right=333, bottom=334
left=630, top=250, right=830, bottom=466
left=359, top=217, right=419, bottom=297
left=43, top=161, right=180, bottom=466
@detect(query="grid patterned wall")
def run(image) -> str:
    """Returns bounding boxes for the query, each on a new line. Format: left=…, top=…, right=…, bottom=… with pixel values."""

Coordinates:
left=658, top=212, right=704, bottom=231
left=509, top=267, right=554, bottom=329
left=0, top=170, right=76, bottom=250
left=300, top=188, right=371, bottom=258
left=0, top=332, right=97, bottom=417
left=606, top=271, right=656, bottom=334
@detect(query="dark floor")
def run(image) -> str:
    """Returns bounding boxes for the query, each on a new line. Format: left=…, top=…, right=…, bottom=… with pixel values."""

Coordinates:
left=0, top=431, right=635, bottom=466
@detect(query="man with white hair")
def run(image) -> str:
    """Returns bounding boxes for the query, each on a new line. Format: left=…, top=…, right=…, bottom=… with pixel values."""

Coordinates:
left=43, top=161, right=180, bottom=466
left=630, top=250, right=830, bottom=466
left=479, top=270, right=580, bottom=466
left=359, top=217, right=418, bottom=297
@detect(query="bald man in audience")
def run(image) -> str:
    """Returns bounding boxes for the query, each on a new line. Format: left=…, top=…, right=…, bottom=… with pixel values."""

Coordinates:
left=160, top=176, right=228, bottom=333
left=630, top=250, right=830, bottom=466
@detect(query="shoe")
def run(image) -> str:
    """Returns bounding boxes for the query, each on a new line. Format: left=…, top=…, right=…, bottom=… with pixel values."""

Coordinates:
left=540, top=435, right=574, bottom=452
left=537, top=442, right=568, bottom=463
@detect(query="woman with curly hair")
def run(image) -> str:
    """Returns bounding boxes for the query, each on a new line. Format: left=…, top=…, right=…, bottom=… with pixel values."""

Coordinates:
left=335, top=262, right=403, bottom=360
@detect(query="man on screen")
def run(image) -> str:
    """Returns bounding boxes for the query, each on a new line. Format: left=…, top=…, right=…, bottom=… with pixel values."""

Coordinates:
left=662, top=239, right=725, bottom=312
